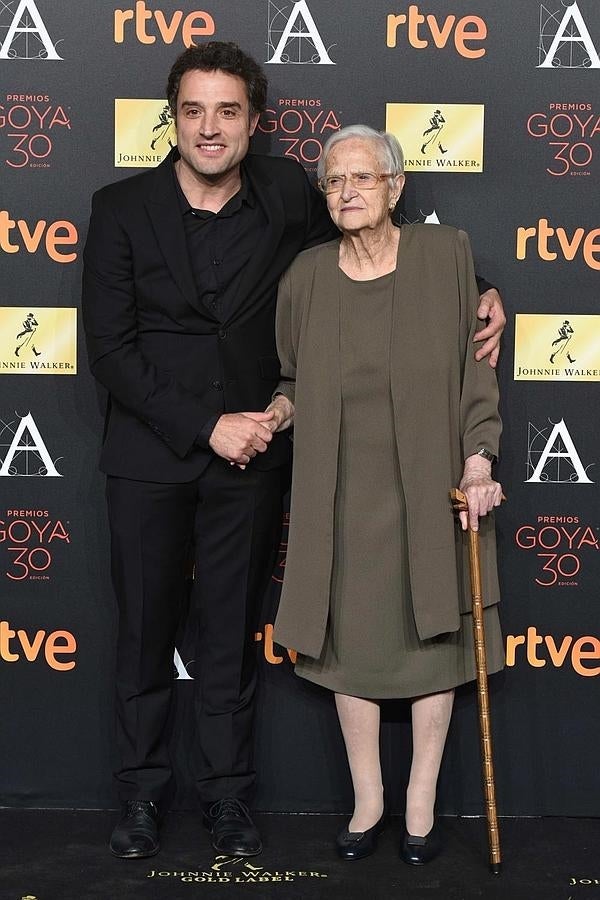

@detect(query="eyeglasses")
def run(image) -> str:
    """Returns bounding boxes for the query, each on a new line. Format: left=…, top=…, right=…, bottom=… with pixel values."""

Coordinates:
left=318, top=172, right=393, bottom=195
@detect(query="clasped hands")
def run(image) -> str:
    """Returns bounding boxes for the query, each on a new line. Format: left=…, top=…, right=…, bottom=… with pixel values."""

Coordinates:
left=208, top=290, right=504, bottom=469
left=208, top=395, right=294, bottom=468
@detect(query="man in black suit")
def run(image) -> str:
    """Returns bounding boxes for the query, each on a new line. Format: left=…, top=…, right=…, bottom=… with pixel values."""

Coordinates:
left=82, top=42, right=505, bottom=860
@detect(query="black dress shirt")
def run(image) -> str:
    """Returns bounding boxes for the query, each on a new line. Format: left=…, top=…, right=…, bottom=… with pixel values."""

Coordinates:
left=174, top=165, right=266, bottom=324
left=173, top=163, right=268, bottom=447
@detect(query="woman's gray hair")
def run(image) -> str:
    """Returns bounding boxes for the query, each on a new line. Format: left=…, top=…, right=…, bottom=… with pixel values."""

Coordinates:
left=317, top=125, right=405, bottom=182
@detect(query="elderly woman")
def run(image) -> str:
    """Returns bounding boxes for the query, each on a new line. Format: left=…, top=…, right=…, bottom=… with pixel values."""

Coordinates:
left=267, top=125, right=503, bottom=864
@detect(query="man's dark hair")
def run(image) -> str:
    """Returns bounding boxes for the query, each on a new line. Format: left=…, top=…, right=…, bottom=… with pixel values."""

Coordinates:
left=167, top=42, right=268, bottom=117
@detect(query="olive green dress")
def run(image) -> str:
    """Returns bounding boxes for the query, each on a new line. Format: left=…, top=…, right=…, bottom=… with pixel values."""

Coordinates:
left=295, top=269, right=504, bottom=698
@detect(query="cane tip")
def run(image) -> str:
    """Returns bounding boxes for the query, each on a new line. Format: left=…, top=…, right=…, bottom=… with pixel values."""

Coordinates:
left=490, top=862, right=502, bottom=876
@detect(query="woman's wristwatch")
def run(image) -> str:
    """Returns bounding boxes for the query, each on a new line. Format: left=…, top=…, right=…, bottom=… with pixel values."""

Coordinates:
left=476, top=447, right=497, bottom=463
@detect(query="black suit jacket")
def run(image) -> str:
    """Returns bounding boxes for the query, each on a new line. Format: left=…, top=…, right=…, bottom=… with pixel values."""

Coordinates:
left=82, top=150, right=336, bottom=482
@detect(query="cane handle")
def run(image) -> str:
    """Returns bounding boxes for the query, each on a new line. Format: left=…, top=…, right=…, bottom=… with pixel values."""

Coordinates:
left=450, top=488, right=506, bottom=523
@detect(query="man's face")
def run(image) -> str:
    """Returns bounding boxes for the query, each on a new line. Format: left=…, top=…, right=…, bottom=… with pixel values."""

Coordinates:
left=175, top=69, right=259, bottom=182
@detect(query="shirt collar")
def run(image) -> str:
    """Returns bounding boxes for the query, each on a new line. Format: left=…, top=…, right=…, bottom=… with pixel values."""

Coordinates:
left=172, top=153, right=255, bottom=218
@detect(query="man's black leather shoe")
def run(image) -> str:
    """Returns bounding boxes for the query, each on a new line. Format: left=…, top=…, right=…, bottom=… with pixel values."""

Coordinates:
left=109, top=800, right=160, bottom=859
left=335, top=812, right=386, bottom=860
left=204, top=798, right=262, bottom=856
left=400, top=822, right=442, bottom=866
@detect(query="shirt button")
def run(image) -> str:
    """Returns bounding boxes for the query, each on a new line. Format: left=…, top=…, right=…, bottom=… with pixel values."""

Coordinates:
left=218, top=329, right=227, bottom=340
left=212, top=258, right=222, bottom=266
left=212, top=380, right=223, bottom=391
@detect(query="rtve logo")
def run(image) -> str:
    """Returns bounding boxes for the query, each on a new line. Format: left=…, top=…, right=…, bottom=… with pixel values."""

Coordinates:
left=0, top=211, right=78, bottom=263
left=386, top=4, right=487, bottom=58
left=114, top=1, right=215, bottom=46
left=506, top=627, right=600, bottom=677
left=516, top=218, right=600, bottom=270
left=0, top=621, right=76, bottom=671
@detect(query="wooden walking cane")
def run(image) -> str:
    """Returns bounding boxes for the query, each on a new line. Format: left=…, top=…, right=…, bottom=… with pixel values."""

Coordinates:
left=450, top=488, right=502, bottom=875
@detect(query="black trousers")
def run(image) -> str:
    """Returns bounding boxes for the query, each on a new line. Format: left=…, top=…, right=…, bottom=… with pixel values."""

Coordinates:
left=105, top=458, right=284, bottom=810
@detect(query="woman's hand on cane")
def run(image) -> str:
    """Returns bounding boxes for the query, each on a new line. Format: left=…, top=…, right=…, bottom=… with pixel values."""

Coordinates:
left=458, top=455, right=503, bottom=532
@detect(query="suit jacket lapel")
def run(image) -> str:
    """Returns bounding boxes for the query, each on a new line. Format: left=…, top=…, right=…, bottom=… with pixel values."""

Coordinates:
left=144, top=150, right=211, bottom=317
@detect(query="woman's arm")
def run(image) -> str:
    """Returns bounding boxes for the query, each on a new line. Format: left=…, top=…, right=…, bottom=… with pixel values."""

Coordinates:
left=266, top=265, right=297, bottom=432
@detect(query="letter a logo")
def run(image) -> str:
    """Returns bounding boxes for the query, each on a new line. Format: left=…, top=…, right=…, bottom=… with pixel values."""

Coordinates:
left=173, top=648, right=193, bottom=680
left=538, top=2, right=600, bottom=69
left=526, top=418, right=594, bottom=483
left=0, top=0, right=63, bottom=60
left=0, top=412, right=63, bottom=476
left=266, top=0, right=335, bottom=65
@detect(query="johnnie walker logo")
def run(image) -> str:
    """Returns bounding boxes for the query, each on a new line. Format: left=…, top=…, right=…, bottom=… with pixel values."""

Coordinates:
left=146, top=856, right=328, bottom=883
left=0, top=307, right=76, bottom=374
left=115, top=99, right=176, bottom=168
left=514, top=314, right=600, bottom=381
left=385, top=103, right=484, bottom=172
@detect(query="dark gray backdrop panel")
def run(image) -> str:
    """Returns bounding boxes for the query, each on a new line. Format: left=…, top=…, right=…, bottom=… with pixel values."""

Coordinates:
left=1, top=0, right=599, bottom=815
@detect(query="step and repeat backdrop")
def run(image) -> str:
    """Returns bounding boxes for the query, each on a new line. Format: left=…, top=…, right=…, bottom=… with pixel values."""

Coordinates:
left=1, top=0, right=599, bottom=815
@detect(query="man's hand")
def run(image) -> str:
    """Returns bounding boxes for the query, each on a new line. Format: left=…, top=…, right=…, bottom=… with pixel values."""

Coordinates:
left=264, top=394, right=295, bottom=432
left=474, top=288, right=506, bottom=368
left=209, top=412, right=274, bottom=466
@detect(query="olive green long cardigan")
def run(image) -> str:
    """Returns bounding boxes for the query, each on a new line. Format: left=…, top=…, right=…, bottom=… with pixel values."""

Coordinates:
left=274, top=224, right=501, bottom=659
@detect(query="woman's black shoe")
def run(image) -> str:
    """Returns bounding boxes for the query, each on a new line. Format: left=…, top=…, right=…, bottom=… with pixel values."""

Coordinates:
left=400, top=822, right=442, bottom=865
left=335, top=812, right=386, bottom=860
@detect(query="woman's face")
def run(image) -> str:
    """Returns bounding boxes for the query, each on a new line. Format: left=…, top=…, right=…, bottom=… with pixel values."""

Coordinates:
left=323, top=138, right=404, bottom=235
